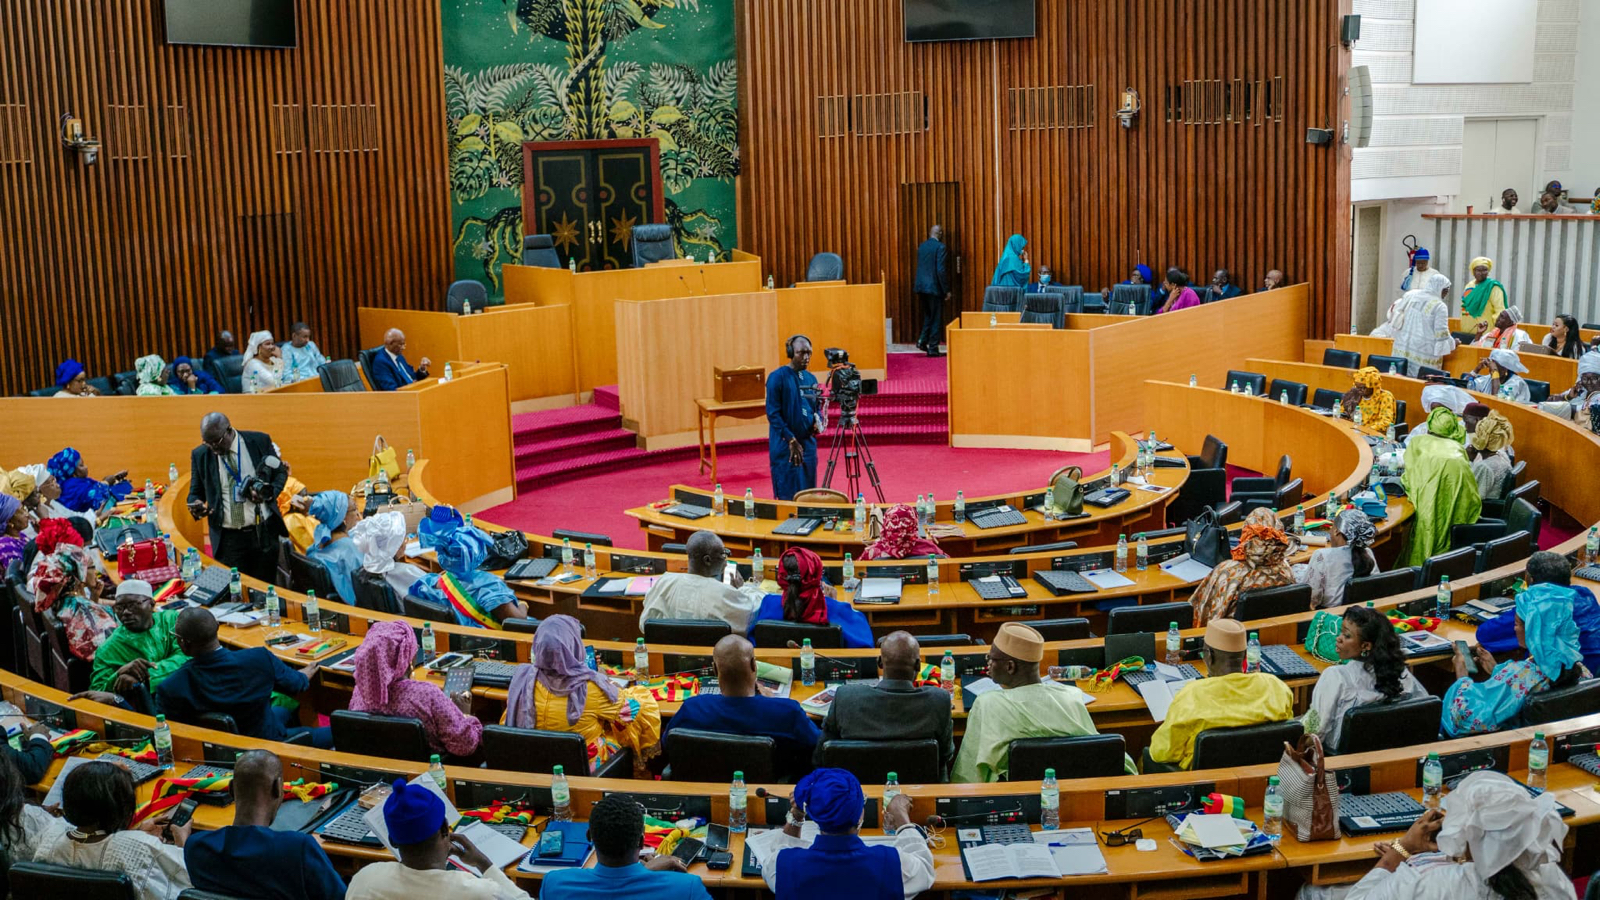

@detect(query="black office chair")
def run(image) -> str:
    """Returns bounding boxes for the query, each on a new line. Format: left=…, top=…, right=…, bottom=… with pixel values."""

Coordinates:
left=330, top=710, right=432, bottom=761
left=631, top=223, right=677, bottom=267
left=286, top=547, right=342, bottom=602
left=805, top=252, right=844, bottom=282
left=358, top=347, right=382, bottom=390
left=552, top=528, right=613, bottom=547
left=1336, top=697, right=1443, bottom=754
left=1235, top=584, right=1312, bottom=621
left=317, top=360, right=366, bottom=392
left=521, top=234, right=561, bottom=268
left=1231, top=456, right=1293, bottom=512
left=1451, top=498, right=1541, bottom=551
left=1521, top=679, right=1600, bottom=726
left=1415, top=365, right=1450, bottom=381
left=1342, top=567, right=1421, bottom=606
left=1322, top=348, right=1361, bottom=369
left=1223, top=370, right=1267, bottom=395
left=1008, top=734, right=1126, bottom=781
left=1192, top=720, right=1304, bottom=769
left=481, top=724, right=632, bottom=777
left=1029, top=618, right=1092, bottom=641
left=46, top=618, right=91, bottom=693
left=818, top=739, right=941, bottom=784
left=981, top=286, right=1022, bottom=313
left=195, top=711, right=240, bottom=734
left=1267, top=379, right=1307, bottom=406
left=1483, top=478, right=1538, bottom=520
left=751, top=620, right=843, bottom=649
left=1477, top=531, right=1533, bottom=574
left=27, top=385, right=63, bottom=397
left=1108, top=283, right=1148, bottom=315
left=664, top=729, right=777, bottom=782
left=1107, top=601, right=1193, bottom=635
left=1414, top=549, right=1473, bottom=593
left=401, top=593, right=456, bottom=625
left=643, top=618, right=733, bottom=646
left=501, top=617, right=543, bottom=634
left=446, top=279, right=487, bottom=315
left=205, top=354, right=245, bottom=394
left=1020, top=291, right=1065, bottom=328
left=9, top=862, right=136, bottom=900
left=1393, top=398, right=1407, bottom=426
left=915, top=634, right=976, bottom=648
left=1165, top=468, right=1227, bottom=526
left=1008, top=540, right=1077, bottom=555
left=1309, top=387, right=1343, bottom=410
left=1186, top=435, right=1228, bottom=471
left=1365, top=354, right=1407, bottom=375
left=1525, top=380, right=1551, bottom=404
left=351, top=570, right=402, bottom=615
left=112, top=370, right=138, bottom=396
left=1050, top=284, right=1089, bottom=314
left=661, top=542, right=689, bottom=555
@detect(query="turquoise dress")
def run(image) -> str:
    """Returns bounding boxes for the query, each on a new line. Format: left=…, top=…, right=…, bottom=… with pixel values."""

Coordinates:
left=1442, top=659, right=1548, bottom=736
left=307, top=536, right=363, bottom=604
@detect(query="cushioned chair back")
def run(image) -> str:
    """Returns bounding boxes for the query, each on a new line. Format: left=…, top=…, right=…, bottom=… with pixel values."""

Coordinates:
left=1192, top=720, right=1304, bottom=769
left=1321, top=348, right=1361, bottom=369
left=1337, top=696, right=1443, bottom=754
left=1342, top=567, right=1421, bottom=606
left=664, top=728, right=777, bottom=782
left=1521, top=679, right=1600, bottom=726
left=317, top=359, right=366, bottom=393
left=552, top=528, right=613, bottom=547
left=1224, top=370, right=1266, bottom=395
left=1268, top=379, right=1307, bottom=406
left=47, top=618, right=90, bottom=693
left=1165, top=468, right=1226, bottom=526
left=500, top=617, right=543, bottom=634
left=1043, top=283, right=1083, bottom=314
left=521, top=234, right=561, bottom=268
left=1216, top=500, right=1244, bottom=525
left=28, top=385, right=63, bottom=397
left=206, top=354, right=245, bottom=394
left=1506, top=478, right=1539, bottom=507
left=1109, top=283, right=1148, bottom=316
left=1270, top=477, right=1304, bottom=512
left=15, top=582, right=45, bottom=682
left=1008, top=540, right=1077, bottom=555
left=481, top=724, right=620, bottom=776
left=401, top=593, right=456, bottom=625
left=286, top=547, right=341, bottom=602
left=1028, top=618, right=1092, bottom=641
left=981, top=286, right=1022, bottom=313
left=180, top=890, right=254, bottom=900
left=1421, top=547, right=1477, bottom=585
left=1365, top=354, right=1407, bottom=375
left=914, top=633, right=975, bottom=647
left=1107, top=601, right=1193, bottom=635
left=1525, top=379, right=1551, bottom=404
left=631, top=223, right=677, bottom=267
left=1273, top=456, right=1293, bottom=487
left=1479, top=531, right=1532, bottom=572
left=1197, top=434, right=1227, bottom=470
left=1394, top=399, right=1407, bottom=424
left=112, top=371, right=138, bottom=396
left=1415, top=365, right=1449, bottom=380
left=351, top=569, right=402, bottom=616
left=805, top=252, right=844, bottom=282
left=643, top=618, right=733, bottom=645
left=1020, top=292, right=1065, bottom=328
left=358, top=347, right=382, bottom=389
left=1504, top=497, right=1542, bottom=544
left=88, top=376, right=115, bottom=395
left=751, top=620, right=843, bottom=649
left=1008, top=734, right=1126, bottom=781
left=1310, top=388, right=1343, bottom=410
left=818, top=739, right=940, bottom=784
left=9, top=861, right=137, bottom=900
left=195, top=711, right=240, bottom=734
left=1235, top=583, right=1312, bottom=621
left=446, top=280, right=487, bottom=315
left=330, top=709, right=431, bottom=761
left=793, top=488, right=850, bottom=503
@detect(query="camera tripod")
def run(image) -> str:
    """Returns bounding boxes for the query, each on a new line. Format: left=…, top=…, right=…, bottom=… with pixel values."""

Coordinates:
left=821, top=405, right=885, bottom=503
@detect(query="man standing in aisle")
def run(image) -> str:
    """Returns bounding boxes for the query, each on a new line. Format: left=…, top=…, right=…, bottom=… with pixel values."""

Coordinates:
left=766, top=335, right=824, bottom=501
left=187, top=413, right=288, bottom=583
left=913, top=225, right=950, bottom=357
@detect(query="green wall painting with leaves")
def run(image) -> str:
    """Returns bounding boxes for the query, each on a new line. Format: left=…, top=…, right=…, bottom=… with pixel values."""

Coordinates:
left=443, top=0, right=738, bottom=298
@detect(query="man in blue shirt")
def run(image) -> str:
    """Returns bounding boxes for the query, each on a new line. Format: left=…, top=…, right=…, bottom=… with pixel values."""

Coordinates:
left=185, top=750, right=347, bottom=900
left=664, top=635, right=821, bottom=780
left=766, top=335, right=824, bottom=501
left=1478, top=552, right=1600, bottom=673
left=540, top=794, right=709, bottom=899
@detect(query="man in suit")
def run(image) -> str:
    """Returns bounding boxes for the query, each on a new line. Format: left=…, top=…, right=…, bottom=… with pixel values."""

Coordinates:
left=814, top=631, right=954, bottom=777
left=188, top=412, right=288, bottom=583
left=1205, top=269, right=1244, bottom=303
left=913, top=225, right=950, bottom=358
left=370, top=328, right=432, bottom=391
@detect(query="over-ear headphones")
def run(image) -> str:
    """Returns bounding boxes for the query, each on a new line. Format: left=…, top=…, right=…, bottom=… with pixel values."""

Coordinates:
left=785, top=334, right=809, bottom=360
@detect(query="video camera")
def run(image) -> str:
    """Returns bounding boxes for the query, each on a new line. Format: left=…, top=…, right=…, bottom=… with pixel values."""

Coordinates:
left=821, top=347, right=878, bottom=426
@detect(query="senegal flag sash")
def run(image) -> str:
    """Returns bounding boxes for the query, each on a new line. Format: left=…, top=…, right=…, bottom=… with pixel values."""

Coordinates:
left=439, top=573, right=498, bottom=629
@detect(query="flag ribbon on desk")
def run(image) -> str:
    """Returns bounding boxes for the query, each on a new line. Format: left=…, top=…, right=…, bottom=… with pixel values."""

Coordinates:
left=1086, top=656, right=1146, bottom=693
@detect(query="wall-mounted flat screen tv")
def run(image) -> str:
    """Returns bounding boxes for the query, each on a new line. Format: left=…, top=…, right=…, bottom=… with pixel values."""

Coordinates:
left=165, top=0, right=297, bottom=49
left=904, top=0, right=1036, bottom=42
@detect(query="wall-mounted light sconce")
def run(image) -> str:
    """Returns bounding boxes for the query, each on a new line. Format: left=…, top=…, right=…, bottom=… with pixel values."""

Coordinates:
left=60, top=113, right=101, bottom=164
left=1116, top=88, right=1141, bottom=129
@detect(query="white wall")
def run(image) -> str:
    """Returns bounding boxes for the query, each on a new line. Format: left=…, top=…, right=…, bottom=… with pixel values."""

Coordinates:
left=1573, top=0, right=1600, bottom=190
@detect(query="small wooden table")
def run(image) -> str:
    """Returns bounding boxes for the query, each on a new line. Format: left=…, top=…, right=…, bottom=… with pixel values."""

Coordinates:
left=695, top=397, right=766, bottom=484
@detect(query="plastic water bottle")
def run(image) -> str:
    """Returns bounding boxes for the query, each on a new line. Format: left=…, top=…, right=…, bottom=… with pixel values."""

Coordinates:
left=585, top=645, right=598, bottom=671
left=229, top=567, right=242, bottom=604
left=884, top=773, right=901, bottom=834
left=569, top=256, right=578, bottom=273
left=1243, top=381, right=1254, bottom=397
left=561, top=537, right=574, bottom=570
left=730, top=772, right=748, bottom=832
left=744, top=488, right=755, bottom=521
left=153, top=714, right=174, bottom=769
left=766, top=275, right=775, bottom=290
left=182, top=548, right=199, bottom=582
left=443, top=362, right=453, bottom=381
left=941, top=650, right=956, bottom=694
left=1293, top=505, right=1305, bottom=535
left=461, top=299, right=472, bottom=316
left=1041, top=769, right=1060, bottom=830
left=854, top=494, right=866, bottom=532
left=1166, top=622, right=1182, bottom=666
left=752, top=548, right=764, bottom=586
left=1435, top=576, right=1452, bottom=619
left=304, top=589, right=321, bottom=633
left=1385, top=423, right=1396, bottom=444
left=266, top=587, right=281, bottom=628
left=143, top=479, right=155, bottom=505
left=1422, top=752, right=1443, bottom=809
left=1529, top=732, right=1549, bottom=789
left=915, top=495, right=926, bottom=532
left=1247, top=632, right=1261, bottom=674
left=406, top=448, right=415, bottom=471
left=583, top=542, right=596, bottom=578
left=1332, top=398, right=1343, bottom=418
left=954, top=491, right=966, bottom=524
left=1588, top=527, right=1599, bottom=565
left=376, top=467, right=390, bottom=492
left=1325, top=492, right=1338, bottom=520
left=927, top=555, right=939, bottom=596
left=1353, top=406, right=1364, bottom=429
left=1262, top=776, right=1283, bottom=836
left=1042, top=486, right=1055, bottom=519
left=989, top=313, right=997, bottom=328
left=1136, top=533, right=1149, bottom=570
left=1114, top=535, right=1128, bottom=572
left=1279, top=390, right=1289, bottom=405
left=421, top=623, right=436, bottom=663
left=168, top=462, right=179, bottom=485
left=713, top=483, right=725, bottom=515
left=634, top=638, right=650, bottom=681
left=428, top=754, right=447, bottom=788
left=843, top=553, right=855, bottom=583
left=552, top=765, right=572, bottom=821
left=800, top=639, right=816, bottom=686
left=1189, top=373, right=1197, bottom=387
left=1230, top=380, right=1240, bottom=393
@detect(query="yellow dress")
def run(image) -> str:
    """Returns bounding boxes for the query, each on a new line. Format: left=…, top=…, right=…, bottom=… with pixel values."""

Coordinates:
left=276, top=476, right=318, bottom=553
left=1147, top=673, right=1295, bottom=769
left=1459, top=281, right=1506, bottom=336
left=530, top=681, right=661, bottom=776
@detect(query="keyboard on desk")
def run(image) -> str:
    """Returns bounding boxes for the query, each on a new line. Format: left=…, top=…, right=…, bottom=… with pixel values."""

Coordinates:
left=1258, top=644, right=1320, bottom=679
left=317, top=799, right=383, bottom=846
left=1033, top=569, right=1099, bottom=595
left=98, top=753, right=164, bottom=786
left=662, top=504, right=710, bottom=521
left=969, top=506, right=1028, bottom=530
left=969, top=576, right=1027, bottom=600
left=506, top=558, right=559, bottom=581
left=185, top=566, right=233, bottom=606
left=772, top=516, right=822, bottom=536
left=980, top=823, right=1035, bottom=845
left=470, top=660, right=520, bottom=689
left=1568, top=752, right=1600, bottom=778
left=1575, top=565, right=1600, bottom=583
left=1339, top=792, right=1427, bottom=835
left=484, top=821, right=529, bottom=842
left=1123, top=665, right=1200, bottom=686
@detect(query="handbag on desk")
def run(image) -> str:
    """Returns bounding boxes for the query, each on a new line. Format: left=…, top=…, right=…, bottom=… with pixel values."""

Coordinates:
left=368, top=435, right=401, bottom=481
left=480, top=529, right=530, bottom=571
left=1185, top=508, right=1230, bottom=568
left=1049, top=466, right=1085, bottom=516
left=1278, top=733, right=1340, bottom=841
left=118, top=538, right=180, bottom=584
left=1304, top=609, right=1342, bottom=662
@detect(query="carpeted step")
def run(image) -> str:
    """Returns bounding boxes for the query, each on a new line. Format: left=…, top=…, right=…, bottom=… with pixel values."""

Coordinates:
left=515, top=428, right=638, bottom=466
left=594, top=385, right=621, bottom=411
left=512, top=404, right=622, bottom=445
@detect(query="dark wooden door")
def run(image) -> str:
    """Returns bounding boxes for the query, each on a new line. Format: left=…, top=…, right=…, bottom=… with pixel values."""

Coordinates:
left=898, top=182, right=961, bottom=343
left=522, top=139, right=664, bottom=271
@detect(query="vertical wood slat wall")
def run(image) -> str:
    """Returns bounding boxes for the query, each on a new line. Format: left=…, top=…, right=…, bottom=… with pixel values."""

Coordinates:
left=0, top=0, right=449, bottom=395
left=738, top=0, right=1353, bottom=342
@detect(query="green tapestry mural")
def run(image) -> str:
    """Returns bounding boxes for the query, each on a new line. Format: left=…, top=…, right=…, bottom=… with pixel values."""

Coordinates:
left=442, top=0, right=738, bottom=296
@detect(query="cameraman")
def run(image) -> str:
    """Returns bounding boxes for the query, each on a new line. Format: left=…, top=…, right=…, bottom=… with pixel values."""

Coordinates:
left=187, top=412, right=289, bottom=582
left=767, top=335, right=825, bottom=500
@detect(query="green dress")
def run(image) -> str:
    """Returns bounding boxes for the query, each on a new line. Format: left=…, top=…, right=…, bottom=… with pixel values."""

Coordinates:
left=951, top=680, right=1136, bottom=782
left=88, top=608, right=190, bottom=692
left=1401, top=434, right=1482, bottom=567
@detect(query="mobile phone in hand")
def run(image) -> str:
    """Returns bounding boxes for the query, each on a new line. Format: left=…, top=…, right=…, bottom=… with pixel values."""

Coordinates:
left=168, top=797, right=200, bottom=828
left=1454, top=640, right=1476, bottom=674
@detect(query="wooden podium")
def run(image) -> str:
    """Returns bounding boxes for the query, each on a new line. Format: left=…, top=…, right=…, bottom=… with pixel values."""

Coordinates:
left=357, top=305, right=577, bottom=409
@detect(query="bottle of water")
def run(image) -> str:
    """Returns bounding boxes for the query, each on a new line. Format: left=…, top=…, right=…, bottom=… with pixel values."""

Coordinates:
left=1353, top=406, right=1364, bottom=429
left=304, top=589, right=321, bottom=633
left=585, top=645, right=598, bottom=671
left=766, top=275, right=775, bottom=290
left=745, top=488, right=756, bottom=521
left=1246, top=632, right=1261, bottom=674
left=583, top=542, right=596, bottom=578
left=462, top=299, right=472, bottom=316
left=1588, top=527, right=1599, bottom=565
left=1332, top=398, right=1343, bottom=418
left=915, top=495, right=926, bottom=533
left=1166, top=622, right=1182, bottom=666
left=428, top=754, right=447, bottom=788
left=406, top=448, right=415, bottom=472
left=1385, top=423, right=1396, bottom=445
left=954, top=491, right=966, bottom=524
left=561, top=537, right=574, bottom=570
left=1189, top=373, right=1198, bottom=387
left=421, top=623, right=436, bottom=662
left=989, top=313, right=997, bottom=328
left=1262, top=776, right=1283, bottom=836
left=1114, top=535, right=1128, bottom=572
left=800, top=639, right=816, bottom=685
left=552, top=765, right=572, bottom=821
left=884, top=773, right=901, bottom=834
left=713, top=483, right=725, bottom=515
left=1422, top=752, right=1443, bottom=809
left=181, top=548, right=199, bottom=582
left=153, top=714, right=174, bottom=769
left=927, top=555, right=939, bottom=596
left=229, top=567, right=242, bottom=604
left=1042, top=486, right=1055, bottom=520
left=1136, top=533, right=1149, bottom=570
left=376, top=467, right=390, bottom=492
left=752, top=548, right=764, bottom=586
left=1041, top=769, right=1060, bottom=830
left=569, top=256, right=578, bottom=273
left=1243, top=381, right=1254, bottom=397
left=266, top=587, right=281, bottom=628
left=443, top=362, right=453, bottom=382
left=168, top=462, right=180, bottom=484
left=1529, top=732, right=1549, bottom=789
left=144, top=479, right=155, bottom=505
left=634, top=638, right=650, bottom=681
left=1293, top=505, right=1305, bottom=535
left=1230, top=380, right=1240, bottom=393
left=854, top=494, right=866, bottom=532
left=941, top=650, right=956, bottom=694
left=464, top=513, right=475, bottom=531
left=842, top=552, right=855, bottom=584
left=729, top=772, right=748, bottom=833
left=1435, top=576, right=1452, bottom=619
left=926, top=492, right=936, bottom=523
left=1279, top=390, right=1289, bottom=405
left=1325, top=492, right=1338, bottom=520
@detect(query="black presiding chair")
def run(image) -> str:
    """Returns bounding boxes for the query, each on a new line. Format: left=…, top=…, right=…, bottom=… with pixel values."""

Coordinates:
left=1335, top=697, right=1443, bottom=755
left=1223, top=370, right=1267, bottom=396
left=631, top=223, right=677, bottom=267
left=1520, top=679, right=1600, bottom=727
left=643, top=618, right=733, bottom=646
left=1526, top=380, right=1551, bottom=404
left=9, top=861, right=135, bottom=900
left=317, top=359, right=366, bottom=393
left=206, top=354, right=245, bottom=394
left=981, top=285, right=1022, bottom=313
left=1322, top=348, right=1361, bottom=369
left=330, top=710, right=432, bottom=762
left=1309, top=387, right=1343, bottom=411
left=805, top=252, right=844, bottom=282
left=446, top=279, right=487, bottom=315
left=1234, top=583, right=1311, bottom=621
left=1192, top=720, right=1304, bottom=769
left=1366, top=354, right=1408, bottom=375
left=1008, top=734, right=1126, bottom=781
left=1107, top=601, right=1193, bottom=635
left=1165, top=468, right=1226, bottom=527
left=1186, top=434, right=1228, bottom=471
left=481, top=724, right=633, bottom=777
left=664, top=729, right=777, bottom=783
left=521, top=234, right=561, bottom=268
left=1342, top=567, right=1421, bottom=607
left=818, top=739, right=941, bottom=784
left=751, top=620, right=843, bottom=649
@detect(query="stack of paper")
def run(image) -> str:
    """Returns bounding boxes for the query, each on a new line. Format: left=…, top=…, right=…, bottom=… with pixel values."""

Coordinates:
left=1168, top=813, right=1274, bottom=860
left=1158, top=553, right=1214, bottom=584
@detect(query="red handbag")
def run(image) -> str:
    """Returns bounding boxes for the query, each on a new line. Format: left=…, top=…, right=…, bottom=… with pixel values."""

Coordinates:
left=117, top=539, right=179, bottom=584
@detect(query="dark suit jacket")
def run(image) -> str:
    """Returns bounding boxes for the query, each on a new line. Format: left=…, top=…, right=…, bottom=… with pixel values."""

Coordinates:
left=158, top=646, right=308, bottom=741
left=188, top=429, right=288, bottom=536
left=815, top=678, right=954, bottom=774
left=369, top=350, right=424, bottom=391
left=913, top=238, right=949, bottom=296
left=1205, top=284, right=1244, bottom=303
left=4, top=735, right=54, bottom=785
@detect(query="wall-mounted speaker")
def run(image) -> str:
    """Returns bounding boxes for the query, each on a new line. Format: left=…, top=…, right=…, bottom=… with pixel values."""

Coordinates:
left=1348, top=65, right=1373, bottom=149
left=1306, top=128, right=1335, bottom=146
left=1341, top=14, right=1362, bottom=46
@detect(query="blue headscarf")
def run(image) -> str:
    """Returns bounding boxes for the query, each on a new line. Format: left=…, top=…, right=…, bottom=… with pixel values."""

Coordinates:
left=48, top=447, right=127, bottom=513
left=418, top=506, right=464, bottom=550
left=990, top=234, right=1031, bottom=287
left=1515, top=584, right=1582, bottom=682
left=309, top=491, right=350, bottom=548
left=54, top=360, right=85, bottom=388
left=47, top=449, right=82, bottom=484
left=168, top=357, right=223, bottom=395
left=1133, top=264, right=1154, bottom=284
left=1413, top=248, right=1430, bottom=262
left=793, top=768, right=865, bottom=833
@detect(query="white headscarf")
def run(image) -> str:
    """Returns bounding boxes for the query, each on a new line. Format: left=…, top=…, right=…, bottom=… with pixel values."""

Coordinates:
left=350, top=511, right=406, bottom=575
left=18, top=464, right=53, bottom=492
left=1420, top=270, right=1451, bottom=298
left=1421, top=384, right=1472, bottom=415
left=1577, top=351, right=1600, bottom=378
left=244, top=331, right=275, bottom=361
left=1488, top=348, right=1528, bottom=374
left=1436, top=771, right=1566, bottom=884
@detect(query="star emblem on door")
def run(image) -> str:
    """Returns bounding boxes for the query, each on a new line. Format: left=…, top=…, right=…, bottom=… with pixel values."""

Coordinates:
left=551, top=213, right=581, bottom=252
left=610, top=211, right=639, bottom=248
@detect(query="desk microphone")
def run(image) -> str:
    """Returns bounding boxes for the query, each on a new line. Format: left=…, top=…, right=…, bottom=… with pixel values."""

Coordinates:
left=754, top=787, right=789, bottom=803
left=291, top=762, right=385, bottom=787
left=924, top=805, right=1025, bottom=828
left=677, top=273, right=700, bottom=296
left=782, top=643, right=864, bottom=677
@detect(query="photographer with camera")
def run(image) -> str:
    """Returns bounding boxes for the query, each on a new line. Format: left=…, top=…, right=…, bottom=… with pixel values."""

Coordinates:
left=187, top=412, right=289, bottom=583
left=766, top=335, right=826, bottom=501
